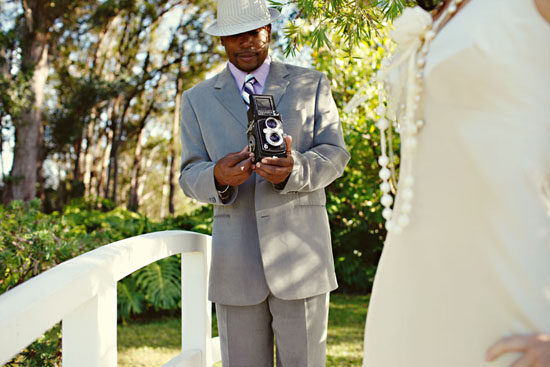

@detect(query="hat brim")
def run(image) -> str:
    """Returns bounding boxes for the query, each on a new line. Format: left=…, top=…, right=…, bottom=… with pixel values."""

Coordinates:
left=205, top=8, right=280, bottom=36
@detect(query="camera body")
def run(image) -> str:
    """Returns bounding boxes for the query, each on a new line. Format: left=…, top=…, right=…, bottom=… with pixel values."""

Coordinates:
left=246, top=94, right=287, bottom=163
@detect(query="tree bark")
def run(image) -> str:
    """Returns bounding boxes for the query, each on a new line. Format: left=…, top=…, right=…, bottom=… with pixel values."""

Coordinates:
left=168, top=68, right=184, bottom=216
left=3, top=25, right=49, bottom=203
left=83, top=114, right=96, bottom=198
left=128, top=84, right=157, bottom=212
left=127, top=126, right=146, bottom=212
left=104, top=97, right=120, bottom=200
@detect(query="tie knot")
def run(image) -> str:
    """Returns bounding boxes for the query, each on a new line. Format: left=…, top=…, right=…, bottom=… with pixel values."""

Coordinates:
left=243, top=74, right=256, bottom=92
left=245, top=74, right=256, bottom=85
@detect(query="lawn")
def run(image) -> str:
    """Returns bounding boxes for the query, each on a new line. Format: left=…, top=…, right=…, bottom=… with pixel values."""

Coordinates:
left=118, top=293, right=369, bottom=367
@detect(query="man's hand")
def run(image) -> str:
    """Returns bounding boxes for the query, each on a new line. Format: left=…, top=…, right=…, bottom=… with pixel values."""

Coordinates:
left=486, top=334, right=550, bottom=367
left=252, top=135, right=293, bottom=185
left=214, top=146, right=254, bottom=187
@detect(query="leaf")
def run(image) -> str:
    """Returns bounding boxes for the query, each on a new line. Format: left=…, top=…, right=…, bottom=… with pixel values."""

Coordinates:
left=135, top=256, right=181, bottom=310
left=118, top=277, right=146, bottom=321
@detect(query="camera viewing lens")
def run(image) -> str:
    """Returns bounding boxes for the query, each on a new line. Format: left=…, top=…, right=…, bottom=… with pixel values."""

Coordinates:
left=265, top=118, right=279, bottom=129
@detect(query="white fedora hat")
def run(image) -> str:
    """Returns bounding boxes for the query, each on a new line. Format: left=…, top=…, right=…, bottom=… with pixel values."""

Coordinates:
left=205, top=0, right=280, bottom=36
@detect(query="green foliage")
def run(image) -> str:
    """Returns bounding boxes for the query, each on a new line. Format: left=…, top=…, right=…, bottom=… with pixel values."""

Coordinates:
left=0, top=199, right=213, bottom=364
left=116, top=205, right=213, bottom=320
left=118, top=277, right=146, bottom=321
left=45, top=74, right=123, bottom=154
left=136, top=257, right=181, bottom=310
left=5, top=324, right=62, bottom=367
left=312, top=32, right=400, bottom=293
left=0, top=199, right=91, bottom=293
left=275, top=0, right=415, bottom=57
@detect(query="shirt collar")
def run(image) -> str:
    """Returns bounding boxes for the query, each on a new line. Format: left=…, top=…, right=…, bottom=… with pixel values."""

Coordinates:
left=227, top=55, right=271, bottom=91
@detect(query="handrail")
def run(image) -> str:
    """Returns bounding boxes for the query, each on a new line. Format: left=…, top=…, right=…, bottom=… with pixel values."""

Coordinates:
left=0, top=230, right=221, bottom=367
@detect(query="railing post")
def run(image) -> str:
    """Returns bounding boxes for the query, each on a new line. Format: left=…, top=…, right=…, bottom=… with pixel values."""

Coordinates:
left=181, top=250, right=212, bottom=367
left=62, top=283, right=117, bottom=367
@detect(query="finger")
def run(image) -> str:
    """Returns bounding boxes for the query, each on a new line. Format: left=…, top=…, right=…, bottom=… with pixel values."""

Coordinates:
left=486, top=336, right=530, bottom=361
left=261, top=156, right=292, bottom=167
left=224, top=151, right=252, bottom=166
left=284, top=135, right=292, bottom=154
left=255, top=161, right=275, bottom=176
left=510, top=351, right=537, bottom=367
left=255, top=162, right=288, bottom=177
left=226, top=167, right=253, bottom=186
left=253, top=164, right=272, bottom=180
left=238, top=157, right=253, bottom=172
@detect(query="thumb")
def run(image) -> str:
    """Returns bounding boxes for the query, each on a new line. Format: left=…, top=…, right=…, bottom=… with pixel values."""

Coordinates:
left=284, top=135, right=292, bottom=154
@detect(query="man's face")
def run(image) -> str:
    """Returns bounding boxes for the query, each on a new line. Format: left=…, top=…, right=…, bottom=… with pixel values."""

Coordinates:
left=221, top=25, right=271, bottom=73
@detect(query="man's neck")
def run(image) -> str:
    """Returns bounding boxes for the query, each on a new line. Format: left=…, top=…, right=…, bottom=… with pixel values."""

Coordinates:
left=227, top=56, right=271, bottom=94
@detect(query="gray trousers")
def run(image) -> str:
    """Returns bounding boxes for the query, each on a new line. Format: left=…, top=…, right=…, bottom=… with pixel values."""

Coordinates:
left=215, top=292, right=330, bottom=367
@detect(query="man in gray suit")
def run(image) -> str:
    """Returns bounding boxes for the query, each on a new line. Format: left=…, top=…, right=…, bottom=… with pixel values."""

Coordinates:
left=179, top=0, right=350, bottom=365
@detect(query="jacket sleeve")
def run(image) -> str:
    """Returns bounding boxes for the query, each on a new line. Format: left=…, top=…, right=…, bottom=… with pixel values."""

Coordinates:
left=178, top=91, right=237, bottom=205
left=276, top=73, right=350, bottom=194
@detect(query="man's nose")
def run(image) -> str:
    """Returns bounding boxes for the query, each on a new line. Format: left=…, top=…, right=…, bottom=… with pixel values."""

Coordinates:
left=240, top=33, right=254, bottom=47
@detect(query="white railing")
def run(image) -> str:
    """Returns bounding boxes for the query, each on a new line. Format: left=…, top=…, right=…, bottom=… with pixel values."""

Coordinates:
left=0, top=230, right=221, bottom=367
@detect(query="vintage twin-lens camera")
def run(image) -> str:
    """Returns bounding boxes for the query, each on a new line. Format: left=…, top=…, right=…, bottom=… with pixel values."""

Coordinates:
left=246, top=94, right=287, bottom=163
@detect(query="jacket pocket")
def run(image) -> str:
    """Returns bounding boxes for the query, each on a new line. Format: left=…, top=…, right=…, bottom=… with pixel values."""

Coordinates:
left=297, top=189, right=326, bottom=207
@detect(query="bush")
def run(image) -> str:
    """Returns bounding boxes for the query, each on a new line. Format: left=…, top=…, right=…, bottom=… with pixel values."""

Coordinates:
left=0, top=200, right=212, bottom=365
left=0, top=199, right=91, bottom=294
left=312, top=34, right=398, bottom=293
left=1, top=200, right=87, bottom=367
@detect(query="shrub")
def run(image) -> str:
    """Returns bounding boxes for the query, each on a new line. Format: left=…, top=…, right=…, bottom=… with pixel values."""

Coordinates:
left=0, top=200, right=212, bottom=365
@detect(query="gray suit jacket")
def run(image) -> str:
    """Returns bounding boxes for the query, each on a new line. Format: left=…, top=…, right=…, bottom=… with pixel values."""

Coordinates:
left=179, top=61, right=350, bottom=305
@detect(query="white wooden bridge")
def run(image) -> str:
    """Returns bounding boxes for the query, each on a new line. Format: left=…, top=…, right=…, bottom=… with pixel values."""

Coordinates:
left=0, top=230, right=221, bottom=367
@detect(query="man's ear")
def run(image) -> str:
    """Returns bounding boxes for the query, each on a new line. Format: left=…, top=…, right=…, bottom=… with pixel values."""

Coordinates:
left=220, top=36, right=226, bottom=47
left=266, top=24, right=272, bottom=39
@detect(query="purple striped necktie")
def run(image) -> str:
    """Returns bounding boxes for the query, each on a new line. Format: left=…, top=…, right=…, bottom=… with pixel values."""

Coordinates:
left=242, top=74, right=256, bottom=108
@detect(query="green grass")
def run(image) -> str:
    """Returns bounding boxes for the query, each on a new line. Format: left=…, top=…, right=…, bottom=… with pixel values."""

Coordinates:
left=326, top=294, right=369, bottom=367
left=118, top=293, right=368, bottom=367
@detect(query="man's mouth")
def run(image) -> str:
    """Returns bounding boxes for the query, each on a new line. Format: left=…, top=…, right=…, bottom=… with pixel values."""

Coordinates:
left=237, top=52, right=257, bottom=61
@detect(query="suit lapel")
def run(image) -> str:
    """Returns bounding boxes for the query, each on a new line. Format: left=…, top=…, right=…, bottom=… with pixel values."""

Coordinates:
left=214, top=66, right=249, bottom=129
left=263, top=61, right=290, bottom=108
left=213, top=61, right=290, bottom=129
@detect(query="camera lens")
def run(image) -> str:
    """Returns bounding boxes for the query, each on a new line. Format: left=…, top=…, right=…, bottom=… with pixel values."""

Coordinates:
left=266, top=132, right=284, bottom=146
left=265, top=117, right=279, bottom=129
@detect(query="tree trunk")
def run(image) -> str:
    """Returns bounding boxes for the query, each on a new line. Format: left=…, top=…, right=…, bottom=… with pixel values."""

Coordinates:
left=108, top=96, right=132, bottom=205
left=104, top=97, right=120, bottom=200
left=168, top=65, right=185, bottom=216
left=128, top=86, right=157, bottom=212
left=160, top=156, right=170, bottom=218
left=137, top=144, right=160, bottom=212
left=0, top=126, right=5, bottom=180
left=127, top=127, right=146, bottom=212
left=3, top=28, right=49, bottom=203
left=36, top=124, right=45, bottom=203
left=83, top=114, right=96, bottom=198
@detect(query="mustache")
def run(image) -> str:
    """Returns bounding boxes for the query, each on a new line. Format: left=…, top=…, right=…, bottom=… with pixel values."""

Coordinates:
left=235, top=50, right=259, bottom=57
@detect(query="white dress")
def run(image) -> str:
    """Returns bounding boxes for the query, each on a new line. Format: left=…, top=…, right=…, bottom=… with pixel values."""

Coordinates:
left=363, top=0, right=550, bottom=366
